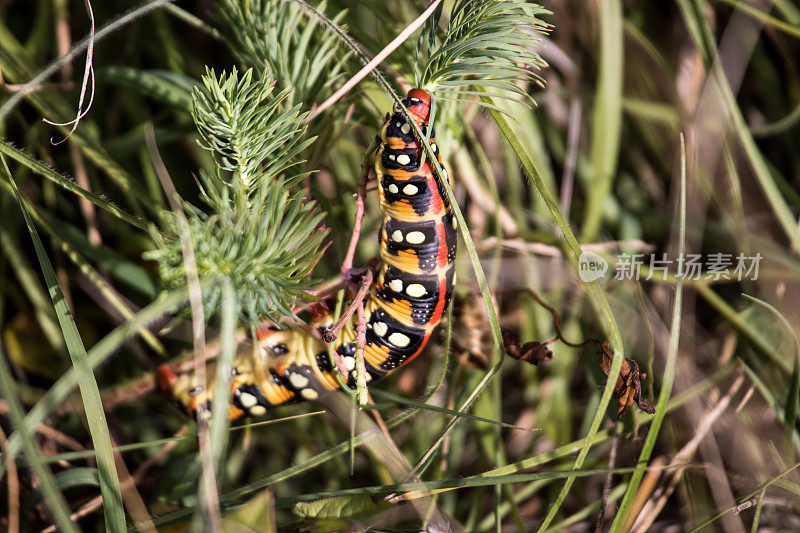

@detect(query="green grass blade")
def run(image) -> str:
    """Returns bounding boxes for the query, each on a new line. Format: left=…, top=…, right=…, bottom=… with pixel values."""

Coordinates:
left=0, top=141, right=146, bottom=231
left=550, top=483, right=627, bottom=531
left=786, top=361, right=800, bottom=451
left=695, top=284, right=791, bottom=372
left=740, top=293, right=800, bottom=448
left=714, top=0, right=800, bottom=39
left=369, top=390, right=535, bottom=432
left=580, top=0, right=624, bottom=242
left=163, top=3, right=223, bottom=40
left=273, top=467, right=647, bottom=507
left=480, top=93, right=627, bottom=530
left=209, top=278, right=237, bottom=474
left=144, top=363, right=731, bottom=529
left=609, top=133, right=687, bottom=532
left=0, top=343, right=79, bottom=533
left=152, top=468, right=644, bottom=528
left=16, top=412, right=325, bottom=466
left=750, top=487, right=768, bottom=533
left=2, top=155, right=125, bottom=531
left=145, top=408, right=424, bottom=527
left=39, top=210, right=158, bottom=298
left=717, top=66, right=800, bottom=252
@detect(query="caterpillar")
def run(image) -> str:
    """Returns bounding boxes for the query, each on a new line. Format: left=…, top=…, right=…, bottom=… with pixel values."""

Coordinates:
left=158, top=89, right=457, bottom=419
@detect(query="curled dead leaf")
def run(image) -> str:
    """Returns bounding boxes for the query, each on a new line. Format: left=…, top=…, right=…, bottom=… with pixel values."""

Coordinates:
left=597, top=341, right=655, bottom=417
left=502, top=329, right=554, bottom=365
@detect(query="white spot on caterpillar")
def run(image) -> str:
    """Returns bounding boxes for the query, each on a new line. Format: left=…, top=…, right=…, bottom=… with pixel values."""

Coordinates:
left=452, top=217, right=457, bottom=229
left=388, top=332, right=411, bottom=348
left=406, top=284, right=426, bottom=298
left=397, top=154, right=411, bottom=165
left=250, top=405, right=267, bottom=416
left=388, top=183, right=399, bottom=194
left=301, top=388, right=319, bottom=400
left=410, top=97, right=421, bottom=103
left=288, top=373, right=309, bottom=389
left=401, top=123, right=411, bottom=134
left=403, top=184, right=418, bottom=195
left=395, top=121, right=402, bottom=127
left=389, top=279, right=403, bottom=292
left=388, top=154, right=396, bottom=161
left=343, top=356, right=356, bottom=371
left=373, top=321, right=388, bottom=337
left=239, top=392, right=257, bottom=408
left=406, top=231, right=425, bottom=244
left=391, top=230, right=404, bottom=242
left=431, top=142, right=438, bottom=152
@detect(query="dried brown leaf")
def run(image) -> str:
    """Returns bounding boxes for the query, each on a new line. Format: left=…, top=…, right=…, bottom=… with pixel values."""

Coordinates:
left=502, top=329, right=554, bottom=365
left=597, top=341, right=655, bottom=417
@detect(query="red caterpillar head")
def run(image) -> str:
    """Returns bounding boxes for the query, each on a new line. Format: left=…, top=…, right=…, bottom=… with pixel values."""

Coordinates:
left=403, top=88, right=432, bottom=122
left=157, top=364, right=178, bottom=397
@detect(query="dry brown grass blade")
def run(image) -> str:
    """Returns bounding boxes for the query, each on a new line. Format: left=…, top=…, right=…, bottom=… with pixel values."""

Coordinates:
left=144, top=125, right=221, bottom=531
left=55, top=0, right=101, bottom=246
left=630, top=371, right=746, bottom=532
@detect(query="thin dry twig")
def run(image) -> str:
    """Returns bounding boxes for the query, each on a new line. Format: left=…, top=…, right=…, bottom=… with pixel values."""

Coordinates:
left=0, top=69, right=74, bottom=94
left=596, top=426, right=620, bottom=533
left=304, top=0, right=443, bottom=122
left=108, top=440, right=156, bottom=533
